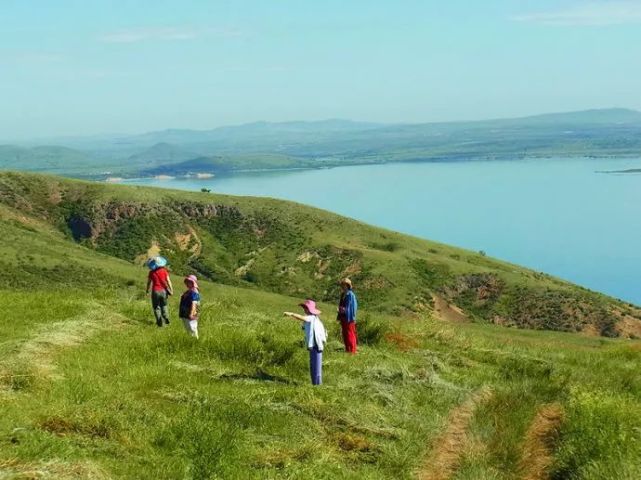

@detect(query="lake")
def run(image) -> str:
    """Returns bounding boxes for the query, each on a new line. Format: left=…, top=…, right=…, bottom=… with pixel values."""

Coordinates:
left=125, top=157, right=641, bottom=305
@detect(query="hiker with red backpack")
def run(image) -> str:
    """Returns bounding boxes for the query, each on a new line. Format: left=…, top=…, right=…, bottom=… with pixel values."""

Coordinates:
left=146, top=256, right=173, bottom=327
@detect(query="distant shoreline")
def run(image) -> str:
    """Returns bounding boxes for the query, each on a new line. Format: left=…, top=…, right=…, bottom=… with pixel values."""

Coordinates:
left=596, top=168, right=641, bottom=175
left=101, top=153, right=641, bottom=183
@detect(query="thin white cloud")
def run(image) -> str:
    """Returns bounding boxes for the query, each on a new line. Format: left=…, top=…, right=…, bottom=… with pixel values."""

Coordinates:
left=99, top=26, right=243, bottom=43
left=512, top=1, right=641, bottom=26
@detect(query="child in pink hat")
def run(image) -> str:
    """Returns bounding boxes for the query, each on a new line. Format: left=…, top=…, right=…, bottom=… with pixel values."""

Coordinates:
left=180, top=275, right=201, bottom=339
left=284, top=299, right=327, bottom=385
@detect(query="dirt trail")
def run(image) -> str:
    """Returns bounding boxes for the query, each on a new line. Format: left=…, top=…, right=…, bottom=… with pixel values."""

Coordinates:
left=0, top=304, right=129, bottom=389
left=175, top=227, right=202, bottom=256
left=518, top=403, right=564, bottom=480
left=417, top=388, right=493, bottom=480
left=146, top=241, right=161, bottom=259
left=432, top=294, right=469, bottom=323
left=0, top=458, right=109, bottom=480
left=615, top=315, right=641, bottom=338
left=134, top=241, right=162, bottom=265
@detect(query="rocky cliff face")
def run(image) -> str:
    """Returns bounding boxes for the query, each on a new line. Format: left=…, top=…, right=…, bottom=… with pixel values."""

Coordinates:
left=65, top=201, right=242, bottom=244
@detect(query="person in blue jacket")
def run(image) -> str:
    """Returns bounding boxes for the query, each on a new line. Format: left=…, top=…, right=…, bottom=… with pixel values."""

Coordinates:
left=337, top=278, right=358, bottom=353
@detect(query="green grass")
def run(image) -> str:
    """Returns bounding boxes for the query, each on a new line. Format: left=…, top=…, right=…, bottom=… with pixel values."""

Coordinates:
left=1, top=171, right=638, bottom=336
left=0, top=171, right=640, bottom=478
left=1, top=281, right=640, bottom=479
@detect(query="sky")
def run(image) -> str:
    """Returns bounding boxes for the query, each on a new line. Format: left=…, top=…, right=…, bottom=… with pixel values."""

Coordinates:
left=1, top=0, right=641, bottom=140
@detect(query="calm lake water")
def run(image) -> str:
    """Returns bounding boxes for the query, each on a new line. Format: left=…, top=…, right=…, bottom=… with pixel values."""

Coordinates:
left=126, top=157, right=641, bottom=305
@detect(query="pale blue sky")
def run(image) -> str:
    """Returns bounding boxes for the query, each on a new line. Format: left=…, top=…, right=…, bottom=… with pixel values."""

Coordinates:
left=1, top=0, right=640, bottom=140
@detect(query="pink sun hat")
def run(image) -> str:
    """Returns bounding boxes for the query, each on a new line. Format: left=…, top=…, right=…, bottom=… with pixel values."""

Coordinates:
left=299, top=299, right=321, bottom=315
left=184, top=275, right=199, bottom=290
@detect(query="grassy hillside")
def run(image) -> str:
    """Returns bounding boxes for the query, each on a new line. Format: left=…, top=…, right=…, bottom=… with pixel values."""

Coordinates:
left=1, top=171, right=639, bottom=338
left=127, top=143, right=198, bottom=167
left=0, top=177, right=640, bottom=479
left=0, top=145, right=97, bottom=175
left=141, top=153, right=310, bottom=177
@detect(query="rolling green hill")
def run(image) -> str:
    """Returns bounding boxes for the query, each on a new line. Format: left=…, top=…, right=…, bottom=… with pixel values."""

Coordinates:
left=1, top=171, right=638, bottom=337
left=127, top=143, right=198, bottom=167
left=141, top=153, right=311, bottom=177
left=0, top=172, right=640, bottom=479
left=0, top=145, right=96, bottom=174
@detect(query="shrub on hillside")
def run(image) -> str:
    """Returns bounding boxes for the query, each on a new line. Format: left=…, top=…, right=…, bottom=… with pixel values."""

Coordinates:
left=357, top=314, right=389, bottom=346
left=369, top=241, right=401, bottom=252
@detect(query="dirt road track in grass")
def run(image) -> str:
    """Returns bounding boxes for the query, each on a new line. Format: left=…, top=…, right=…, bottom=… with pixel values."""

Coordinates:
left=0, top=458, right=110, bottom=480
left=518, top=403, right=565, bottom=480
left=416, top=387, right=493, bottom=480
left=0, top=304, right=130, bottom=390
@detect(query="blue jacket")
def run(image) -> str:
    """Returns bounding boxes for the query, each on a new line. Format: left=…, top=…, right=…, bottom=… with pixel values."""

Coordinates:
left=339, top=289, right=358, bottom=323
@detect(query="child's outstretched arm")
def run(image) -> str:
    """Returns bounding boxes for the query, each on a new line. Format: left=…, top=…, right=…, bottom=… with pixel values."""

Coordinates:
left=284, top=312, right=307, bottom=322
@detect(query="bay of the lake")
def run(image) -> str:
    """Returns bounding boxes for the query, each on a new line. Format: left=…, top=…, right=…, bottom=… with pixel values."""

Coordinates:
left=125, top=157, right=641, bottom=305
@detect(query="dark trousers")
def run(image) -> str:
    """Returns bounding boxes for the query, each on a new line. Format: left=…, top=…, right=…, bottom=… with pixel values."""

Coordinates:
left=340, top=318, right=358, bottom=353
left=309, top=346, right=322, bottom=385
left=151, top=290, right=169, bottom=326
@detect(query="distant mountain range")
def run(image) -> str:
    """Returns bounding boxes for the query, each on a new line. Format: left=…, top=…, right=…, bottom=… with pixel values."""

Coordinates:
left=125, top=119, right=384, bottom=148
left=0, top=145, right=96, bottom=173
left=2, top=108, right=641, bottom=178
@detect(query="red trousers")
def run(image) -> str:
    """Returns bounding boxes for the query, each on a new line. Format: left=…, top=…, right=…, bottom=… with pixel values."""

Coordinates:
left=340, top=318, right=358, bottom=353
